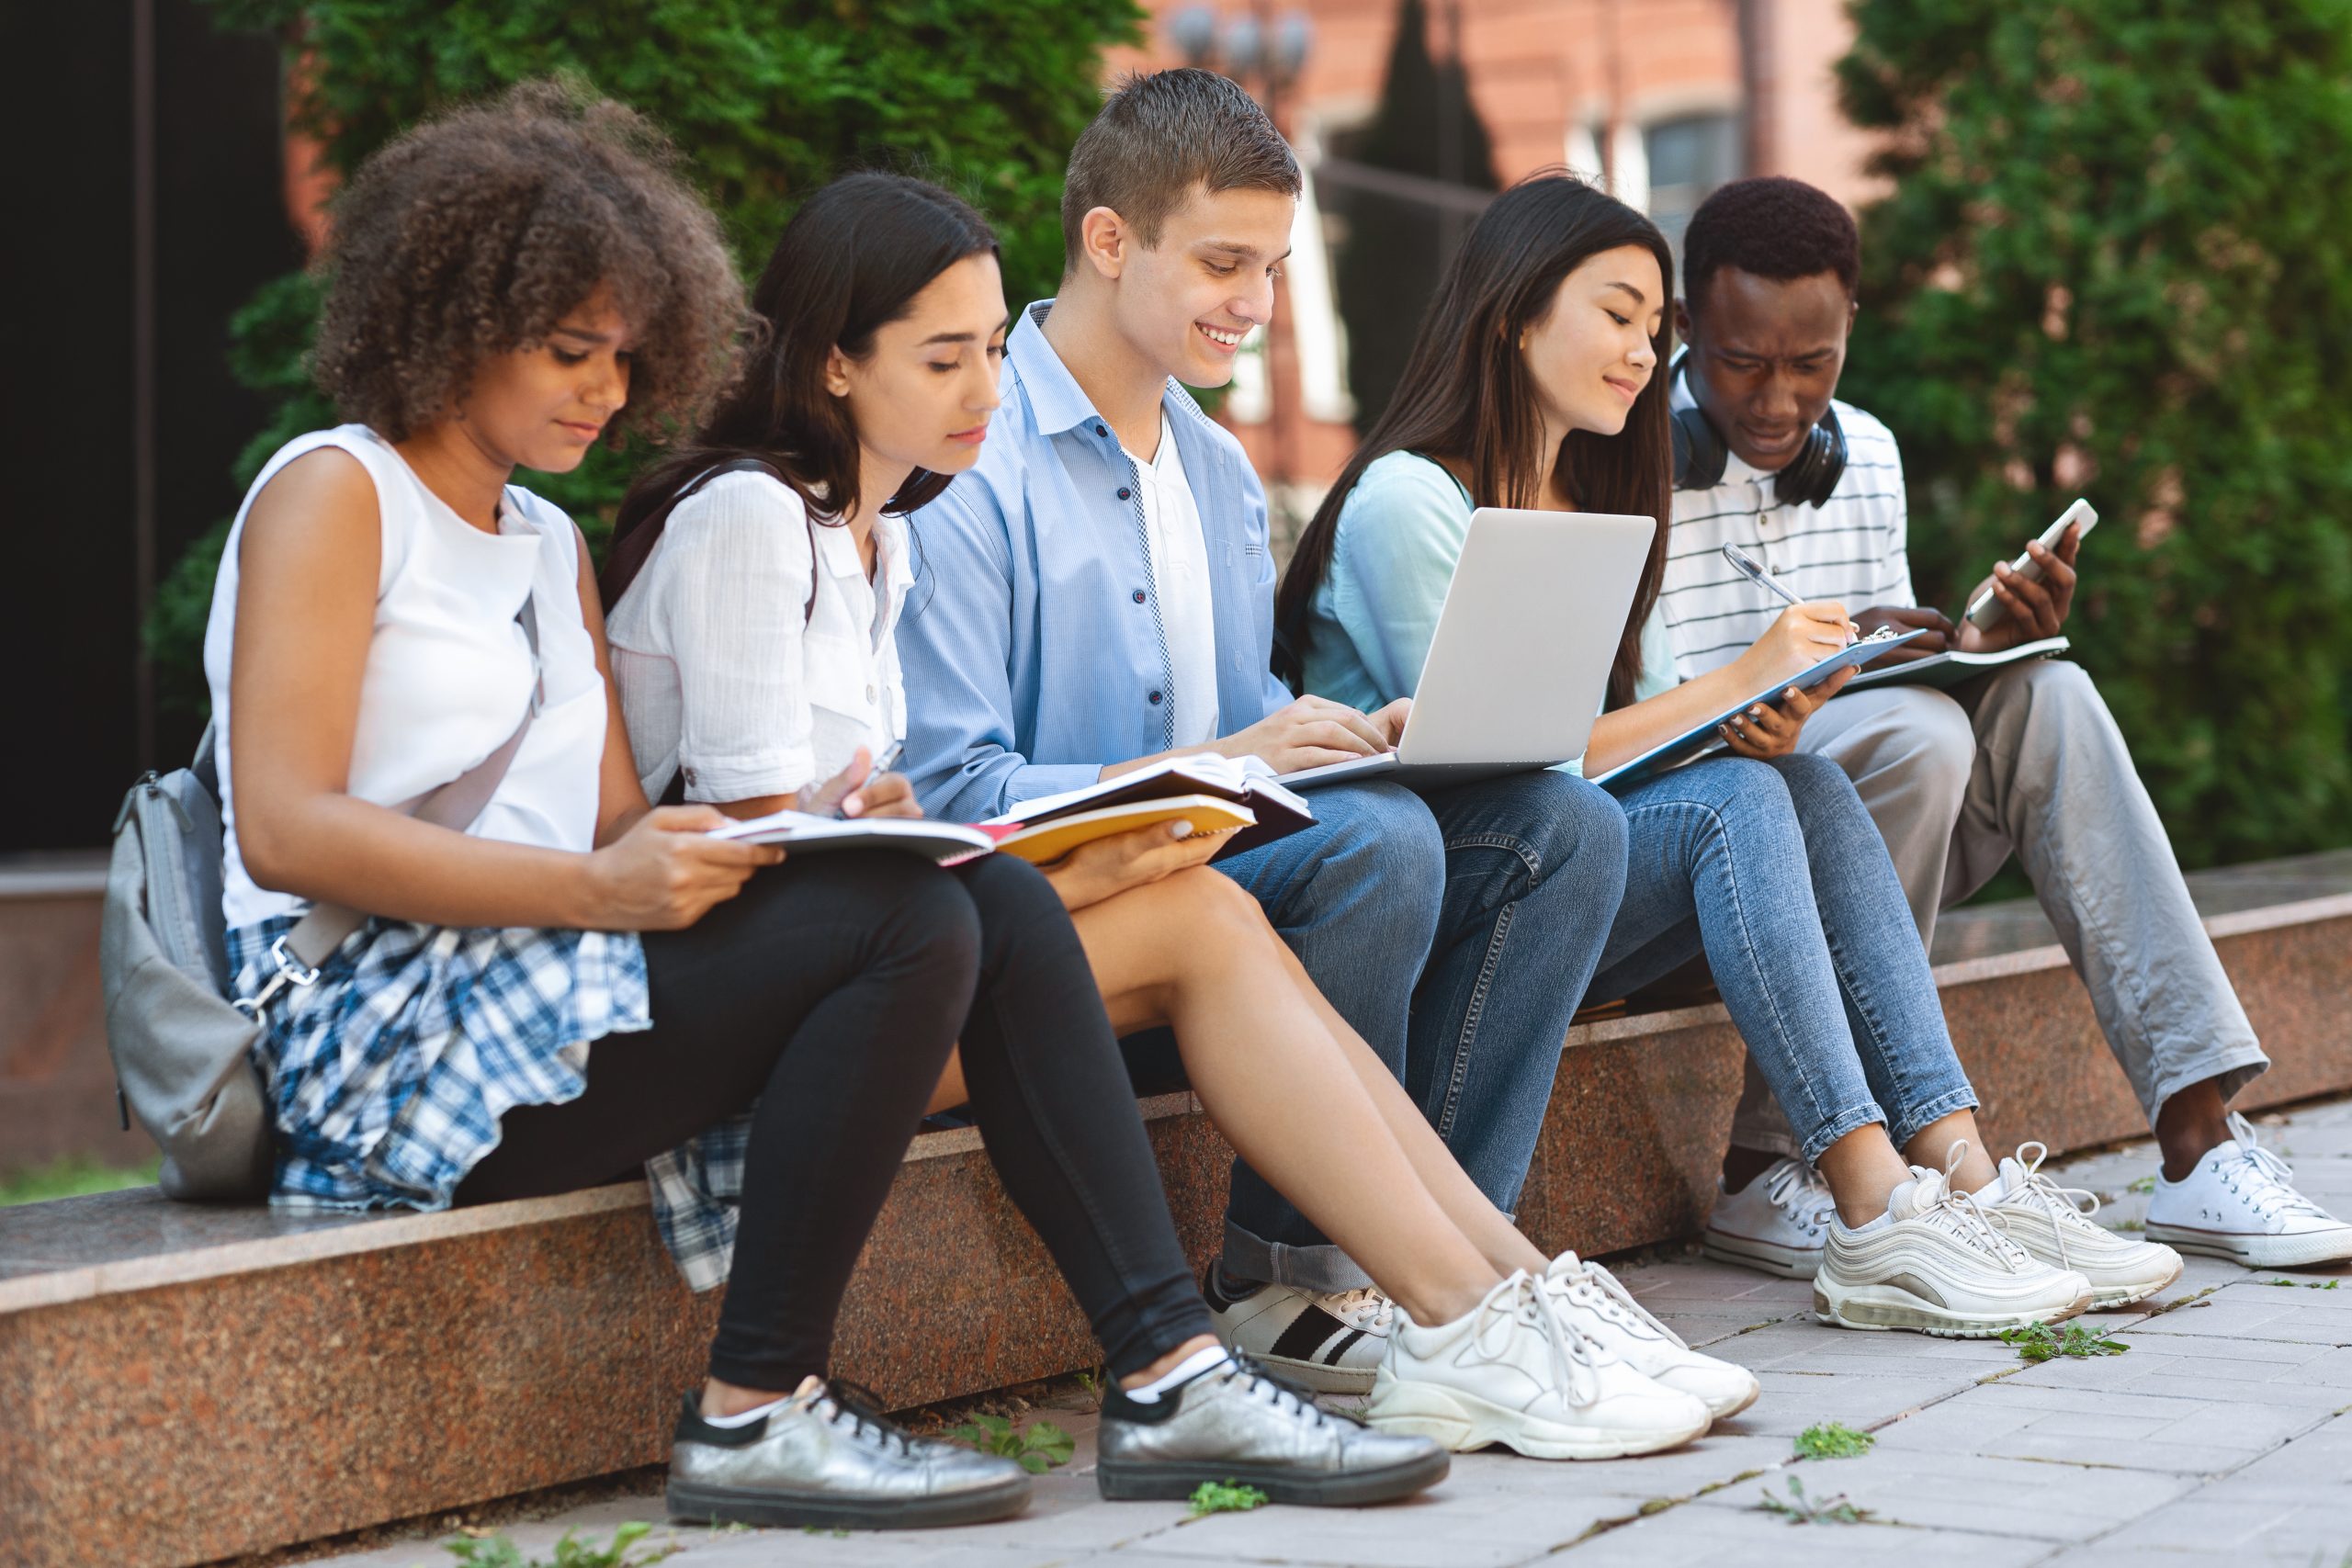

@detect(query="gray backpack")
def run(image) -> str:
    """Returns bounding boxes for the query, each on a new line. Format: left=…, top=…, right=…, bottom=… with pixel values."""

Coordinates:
left=101, top=605, right=540, bottom=1200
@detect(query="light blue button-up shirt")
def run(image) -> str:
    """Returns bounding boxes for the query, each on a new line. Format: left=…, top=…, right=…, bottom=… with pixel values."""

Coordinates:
left=900, top=300, right=1294, bottom=821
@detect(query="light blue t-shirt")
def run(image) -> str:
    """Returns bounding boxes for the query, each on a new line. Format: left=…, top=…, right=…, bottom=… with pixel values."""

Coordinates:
left=1296, top=450, right=1676, bottom=772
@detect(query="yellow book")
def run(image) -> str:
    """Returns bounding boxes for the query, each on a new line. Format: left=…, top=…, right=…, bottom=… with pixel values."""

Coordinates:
left=990, top=795, right=1257, bottom=864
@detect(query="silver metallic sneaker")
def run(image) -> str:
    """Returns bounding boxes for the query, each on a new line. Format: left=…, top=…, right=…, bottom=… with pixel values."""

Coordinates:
left=667, top=1379, right=1033, bottom=1530
left=1097, top=1355, right=1448, bottom=1506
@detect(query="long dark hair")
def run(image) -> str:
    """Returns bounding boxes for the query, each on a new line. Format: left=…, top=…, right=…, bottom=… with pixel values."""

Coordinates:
left=603, top=172, right=997, bottom=608
left=1275, top=171, right=1676, bottom=708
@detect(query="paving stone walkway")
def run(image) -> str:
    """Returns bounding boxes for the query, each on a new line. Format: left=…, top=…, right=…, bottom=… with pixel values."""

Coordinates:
left=308, top=1098, right=2352, bottom=1568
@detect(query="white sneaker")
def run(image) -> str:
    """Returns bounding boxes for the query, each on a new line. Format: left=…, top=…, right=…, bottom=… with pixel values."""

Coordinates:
left=1365, top=1271, right=1713, bottom=1460
left=1984, top=1142, right=2184, bottom=1308
left=1541, top=1251, right=1760, bottom=1419
left=1204, top=1267, right=1393, bottom=1395
left=1704, top=1156, right=1833, bottom=1279
left=2145, top=1113, right=2352, bottom=1269
left=1815, top=1148, right=2094, bottom=1337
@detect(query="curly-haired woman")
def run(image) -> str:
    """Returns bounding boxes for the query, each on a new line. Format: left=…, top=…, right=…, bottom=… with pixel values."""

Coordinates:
left=206, top=83, right=1441, bottom=1531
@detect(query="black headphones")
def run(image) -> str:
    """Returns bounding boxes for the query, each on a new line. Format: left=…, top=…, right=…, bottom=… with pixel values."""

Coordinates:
left=1669, top=352, right=1848, bottom=510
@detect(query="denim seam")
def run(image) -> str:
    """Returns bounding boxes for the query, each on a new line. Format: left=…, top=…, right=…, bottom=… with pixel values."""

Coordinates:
left=1435, top=898, right=1514, bottom=1141
left=1818, top=901, right=1919, bottom=1118
left=1442, top=830, right=1544, bottom=883
left=1625, top=795, right=1833, bottom=1137
left=1886, top=1085, right=1981, bottom=1151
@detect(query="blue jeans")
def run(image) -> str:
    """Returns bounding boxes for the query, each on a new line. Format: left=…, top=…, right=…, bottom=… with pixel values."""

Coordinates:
left=1589, top=754, right=1977, bottom=1165
left=1203, top=771, right=1627, bottom=1291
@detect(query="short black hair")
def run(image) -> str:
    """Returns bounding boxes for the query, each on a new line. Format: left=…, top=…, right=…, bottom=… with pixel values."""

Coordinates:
left=1062, top=68, right=1301, bottom=270
left=1681, top=175, right=1860, bottom=316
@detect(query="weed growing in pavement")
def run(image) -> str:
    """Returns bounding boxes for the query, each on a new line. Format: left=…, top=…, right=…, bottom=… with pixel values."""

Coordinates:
left=1793, top=1421, right=1875, bottom=1459
left=1188, top=1481, right=1270, bottom=1517
left=947, top=1413, right=1076, bottom=1473
left=1758, top=1475, right=1872, bottom=1525
left=1999, top=1322, right=2131, bottom=1363
left=2127, top=1175, right=2157, bottom=1194
left=443, top=1523, right=676, bottom=1568
left=2110, top=1218, right=2147, bottom=1232
left=2266, top=1278, right=2341, bottom=1289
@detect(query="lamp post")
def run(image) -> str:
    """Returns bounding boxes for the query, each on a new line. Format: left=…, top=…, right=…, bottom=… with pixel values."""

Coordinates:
left=1167, top=5, right=1313, bottom=495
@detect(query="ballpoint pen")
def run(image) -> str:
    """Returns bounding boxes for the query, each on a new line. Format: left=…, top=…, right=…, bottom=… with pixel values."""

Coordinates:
left=825, top=738, right=904, bottom=819
left=1720, top=541, right=1859, bottom=645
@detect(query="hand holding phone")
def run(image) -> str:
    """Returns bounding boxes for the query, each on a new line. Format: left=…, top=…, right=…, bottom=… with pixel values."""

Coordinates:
left=1964, top=499, right=2098, bottom=630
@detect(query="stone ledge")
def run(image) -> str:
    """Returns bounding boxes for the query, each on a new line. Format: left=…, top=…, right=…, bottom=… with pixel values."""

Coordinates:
left=6, top=857, right=2351, bottom=1568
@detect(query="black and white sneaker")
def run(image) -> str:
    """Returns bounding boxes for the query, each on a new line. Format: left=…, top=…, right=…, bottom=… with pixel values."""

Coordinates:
left=1204, top=1264, right=1394, bottom=1395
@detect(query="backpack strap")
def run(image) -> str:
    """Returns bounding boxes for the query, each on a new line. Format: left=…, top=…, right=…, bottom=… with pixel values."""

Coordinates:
left=235, top=596, right=544, bottom=1022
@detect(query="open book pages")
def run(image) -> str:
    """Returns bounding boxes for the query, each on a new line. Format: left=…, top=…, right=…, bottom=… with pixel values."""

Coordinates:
left=706, top=809, right=998, bottom=863
left=981, top=752, right=1308, bottom=828
left=1839, top=636, right=2071, bottom=693
left=991, top=795, right=1257, bottom=864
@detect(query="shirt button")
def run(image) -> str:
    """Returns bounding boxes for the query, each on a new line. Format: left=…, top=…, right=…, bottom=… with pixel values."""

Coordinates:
left=865, top=683, right=876, bottom=702
left=1094, top=423, right=1107, bottom=438
left=1148, top=690, right=1164, bottom=705
left=1132, top=589, right=1147, bottom=604
left=682, top=766, right=697, bottom=784
left=1117, top=487, right=1132, bottom=501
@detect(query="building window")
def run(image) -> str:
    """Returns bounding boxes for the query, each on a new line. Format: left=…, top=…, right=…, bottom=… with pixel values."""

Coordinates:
left=1645, top=114, right=1740, bottom=265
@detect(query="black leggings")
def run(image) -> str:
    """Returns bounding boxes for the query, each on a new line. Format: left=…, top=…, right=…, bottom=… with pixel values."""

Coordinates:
left=458, top=852, right=1212, bottom=1389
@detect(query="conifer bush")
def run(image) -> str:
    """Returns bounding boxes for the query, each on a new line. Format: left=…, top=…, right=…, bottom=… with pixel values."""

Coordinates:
left=1836, top=0, right=2352, bottom=866
left=151, top=0, right=1142, bottom=707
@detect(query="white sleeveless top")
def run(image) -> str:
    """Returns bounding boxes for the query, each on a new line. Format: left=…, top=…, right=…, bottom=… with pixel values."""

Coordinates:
left=204, top=425, right=609, bottom=930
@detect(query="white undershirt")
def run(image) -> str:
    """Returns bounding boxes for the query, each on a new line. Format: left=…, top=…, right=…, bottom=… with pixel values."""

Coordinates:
left=1124, top=413, right=1220, bottom=750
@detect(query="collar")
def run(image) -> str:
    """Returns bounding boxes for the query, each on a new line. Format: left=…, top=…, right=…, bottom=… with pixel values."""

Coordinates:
left=1009, top=298, right=1185, bottom=438
left=811, top=507, right=907, bottom=587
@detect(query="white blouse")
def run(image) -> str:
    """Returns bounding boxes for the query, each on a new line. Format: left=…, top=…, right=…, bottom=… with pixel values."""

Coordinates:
left=204, top=425, right=609, bottom=930
left=606, top=468, right=910, bottom=804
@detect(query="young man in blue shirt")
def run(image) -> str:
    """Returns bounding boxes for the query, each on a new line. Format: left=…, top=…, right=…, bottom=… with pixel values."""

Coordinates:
left=899, top=70, right=1632, bottom=1391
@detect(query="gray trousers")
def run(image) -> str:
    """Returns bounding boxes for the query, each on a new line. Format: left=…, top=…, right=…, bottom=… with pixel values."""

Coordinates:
left=1729, top=659, right=2269, bottom=1156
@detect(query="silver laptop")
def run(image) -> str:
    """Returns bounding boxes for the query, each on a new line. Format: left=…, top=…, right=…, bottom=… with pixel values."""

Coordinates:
left=1283, top=507, right=1657, bottom=791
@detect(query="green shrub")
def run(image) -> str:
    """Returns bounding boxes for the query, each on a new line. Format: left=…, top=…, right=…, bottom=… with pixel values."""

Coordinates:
left=154, top=0, right=1144, bottom=710
left=1835, top=0, right=2352, bottom=868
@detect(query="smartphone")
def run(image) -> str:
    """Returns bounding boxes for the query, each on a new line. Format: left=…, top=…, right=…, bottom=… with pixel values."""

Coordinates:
left=1964, top=499, right=2098, bottom=630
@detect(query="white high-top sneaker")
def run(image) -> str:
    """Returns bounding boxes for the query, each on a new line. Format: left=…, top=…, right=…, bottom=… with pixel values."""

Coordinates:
left=1984, top=1143, right=2184, bottom=1307
left=1815, top=1149, right=2094, bottom=1337
left=2146, top=1113, right=2352, bottom=1269
left=1703, top=1156, right=1834, bottom=1279
left=1365, top=1270, right=1713, bottom=1460
left=1541, top=1251, right=1760, bottom=1419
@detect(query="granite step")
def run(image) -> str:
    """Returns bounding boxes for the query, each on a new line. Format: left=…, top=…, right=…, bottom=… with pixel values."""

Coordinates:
left=4, top=851, right=2350, bottom=1568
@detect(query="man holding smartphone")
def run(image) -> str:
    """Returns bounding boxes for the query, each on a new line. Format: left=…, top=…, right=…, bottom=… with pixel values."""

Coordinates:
left=1654, top=175, right=2351, bottom=1274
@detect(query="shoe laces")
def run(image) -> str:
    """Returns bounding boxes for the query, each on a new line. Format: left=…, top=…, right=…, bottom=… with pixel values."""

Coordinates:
left=1471, top=1271, right=1604, bottom=1406
left=1909, top=1145, right=2034, bottom=1270
left=1545, top=1252, right=1689, bottom=1350
left=1989, top=1142, right=2109, bottom=1269
left=1317, top=1284, right=1396, bottom=1332
left=2212, top=1112, right=2335, bottom=1225
left=1762, top=1157, right=1836, bottom=1237
left=820, top=1377, right=924, bottom=1457
left=1216, top=1354, right=1344, bottom=1428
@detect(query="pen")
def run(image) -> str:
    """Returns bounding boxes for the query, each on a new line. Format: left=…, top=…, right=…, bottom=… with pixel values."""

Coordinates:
left=826, top=738, right=904, bottom=819
left=1720, top=542, right=1858, bottom=646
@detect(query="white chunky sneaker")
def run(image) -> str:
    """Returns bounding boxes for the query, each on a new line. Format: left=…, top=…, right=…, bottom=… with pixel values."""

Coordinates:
left=1815, top=1149, right=2094, bottom=1337
left=1542, top=1251, right=1760, bottom=1420
left=1365, top=1270, right=1713, bottom=1460
left=1984, top=1143, right=2184, bottom=1308
left=1704, top=1156, right=1833, bottom=1279
left=2145, top=1113, right=2352, bottom=1269
left=1203, top=1267, right=1394, bottom=1395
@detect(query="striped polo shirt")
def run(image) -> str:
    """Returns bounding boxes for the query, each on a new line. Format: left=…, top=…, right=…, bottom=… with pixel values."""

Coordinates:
left=1657, top=368, right=1916, bottom=678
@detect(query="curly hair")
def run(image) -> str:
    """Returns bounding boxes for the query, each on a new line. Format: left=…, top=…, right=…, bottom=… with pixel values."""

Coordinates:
left=311, top=79, right=745, bottom=445
left=1681, top=175, right=1860, bottom=316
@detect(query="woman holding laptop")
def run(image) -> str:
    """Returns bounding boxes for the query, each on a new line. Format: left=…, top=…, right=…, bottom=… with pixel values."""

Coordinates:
left=610, top=171, right=1762, bottom=1465
left=1276, top=171, right=2182, bottom=1337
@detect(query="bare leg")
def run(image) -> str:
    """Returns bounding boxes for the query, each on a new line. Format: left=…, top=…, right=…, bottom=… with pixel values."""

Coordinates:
left=1813, top=1125, right=1917, bottom=1226
left=1074, top=869, right=1505, bottom=1326
left=2154, top=1077, right=2234, bottom=1181
left=1903, top=1109, right=1999, bottom=1193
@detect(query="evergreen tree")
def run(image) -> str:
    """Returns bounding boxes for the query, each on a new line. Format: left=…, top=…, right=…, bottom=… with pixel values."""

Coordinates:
left=1838, top=0, right=2352, bottom=867
left=149, top=0, right=1141, bottom=707
left=1330, top=0, right=1498, bottom=433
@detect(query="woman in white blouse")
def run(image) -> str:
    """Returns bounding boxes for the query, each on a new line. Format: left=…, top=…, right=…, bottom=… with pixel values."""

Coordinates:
left=610, top=172, right=1758, bottom=1462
